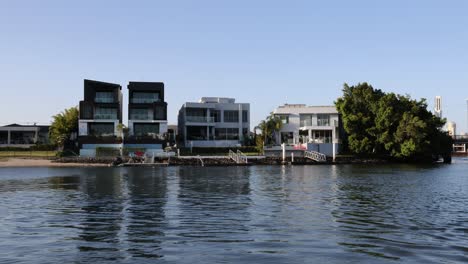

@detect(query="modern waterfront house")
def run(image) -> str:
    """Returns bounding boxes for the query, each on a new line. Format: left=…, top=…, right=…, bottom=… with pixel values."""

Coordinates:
left=78, top=79, right=123, bottom=156
left=0, top=124, right=50, bottom=148
left=178, top=97, right=250, bottom=147
left=126, top=81, right=168, bottom=149
left=272, top=104, right=342, bottom=156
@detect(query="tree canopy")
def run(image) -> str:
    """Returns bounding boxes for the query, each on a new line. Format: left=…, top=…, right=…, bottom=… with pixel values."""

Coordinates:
left=335, top=83, right=452, bottom=161
left=49, top=107, right=79, bottom=148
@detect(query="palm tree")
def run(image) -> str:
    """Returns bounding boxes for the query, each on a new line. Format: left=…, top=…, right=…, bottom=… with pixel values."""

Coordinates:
left=256, top=113, right=283, bottom=146
left=49, top=107, right=79, bottom=150
left=116, top=124, right=129, bottom=157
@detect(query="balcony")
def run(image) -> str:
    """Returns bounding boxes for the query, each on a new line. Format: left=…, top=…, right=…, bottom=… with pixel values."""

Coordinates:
left=130, top=114, right=152, bottom=120
left=186, top=116, right=215, bottom=123
left=317, top=120, right=330, bottom=126
left=300, top=120, right=338, bottom=127
left=95, top=97, right=115, bottom=103
left=300, top=120, right=313, bottom=127
left=131, top=98, right=161, bottom=104
left=94, top=114, right=118, bottom=120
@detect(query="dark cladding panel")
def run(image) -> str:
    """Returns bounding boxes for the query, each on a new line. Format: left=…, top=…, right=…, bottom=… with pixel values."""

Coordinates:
left=154, top=104, right=167, bottom=120
left=79, top=101, right=94, bottom=119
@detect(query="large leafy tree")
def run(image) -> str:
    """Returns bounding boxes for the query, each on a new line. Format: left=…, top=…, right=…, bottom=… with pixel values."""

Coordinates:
left=49, top=107, right=79, bottom=149
left=335, top=83, right=452, bottom=161
left=335, top=83, right=384, bottom=154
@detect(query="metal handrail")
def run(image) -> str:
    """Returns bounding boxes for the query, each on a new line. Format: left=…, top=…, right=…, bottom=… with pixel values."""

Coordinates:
left=304, top=150, right=327, bottom=162
left=229, top=150, right=238, bottom=163
left=237, top=150, right=248, bottom=164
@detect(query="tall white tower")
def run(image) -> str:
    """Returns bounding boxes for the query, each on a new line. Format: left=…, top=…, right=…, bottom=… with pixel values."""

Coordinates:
left=434, top=96, right=442, bottom=118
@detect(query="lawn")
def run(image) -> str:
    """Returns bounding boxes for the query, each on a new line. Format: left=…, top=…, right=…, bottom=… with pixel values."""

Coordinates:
left=0, top=151, right=57, bottom=158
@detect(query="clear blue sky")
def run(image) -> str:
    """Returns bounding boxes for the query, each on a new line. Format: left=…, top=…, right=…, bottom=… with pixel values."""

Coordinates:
left=1, top=0, right=467, bottom=133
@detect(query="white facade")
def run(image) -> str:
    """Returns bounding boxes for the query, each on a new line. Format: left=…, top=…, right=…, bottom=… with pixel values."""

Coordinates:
left=447, top=121, right=456, bottom=137
left=273, top=104, right=341, bottom=156
left=178, top=97, right=250, bottom=147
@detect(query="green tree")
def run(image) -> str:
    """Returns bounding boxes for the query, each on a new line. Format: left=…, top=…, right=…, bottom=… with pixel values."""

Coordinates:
left=255, top=113, right=283, bottom=149
left=49, top=107, right=79, bottom=149
left=335, top=83, right=384, bottom=155
left=335, top=83, right=452, bottom=161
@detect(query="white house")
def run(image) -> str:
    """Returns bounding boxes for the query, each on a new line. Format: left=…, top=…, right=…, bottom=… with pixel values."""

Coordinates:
left=273, top=104, right=341, bottom=156
left=178, top=97, right=250, bottom=147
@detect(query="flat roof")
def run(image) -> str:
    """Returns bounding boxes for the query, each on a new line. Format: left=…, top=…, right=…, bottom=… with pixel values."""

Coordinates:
left=274, top=104, right=338, bottom=114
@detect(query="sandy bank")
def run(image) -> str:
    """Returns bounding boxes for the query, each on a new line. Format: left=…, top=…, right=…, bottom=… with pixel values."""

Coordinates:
left=0, top=158, right=109, bottom=168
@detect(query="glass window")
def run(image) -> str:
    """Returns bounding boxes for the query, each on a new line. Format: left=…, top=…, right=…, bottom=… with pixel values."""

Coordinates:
left=94, top=107, right=118, bottom=120
left=134, top=123, right=160, bottom=136
left=130, top=108, right=150, bottom=120
left=276, top=115, right=289, bottom=124
left=89, top=123, right=114, bottom=136
left=312, top=130, right=332, bottom=143
left=224, top=110, right=239, bottom=122
left=95, top=92, right=115, bottom=103
left=214, top=128, right=239, bottom=140
left=242, top=110, right=249, bottom=123
left=210, top=110, right=221, bottom=122
left=317, top=114, right=330, bottom=126
left=186, top=108, right=207, bottom=122
left=131, top=92, right=160, bottom=103
left=187, top=126, right=208, bottom=140
left=281, top=132, right=294, bottom=144
left=300, top=115, right=312, bottom=126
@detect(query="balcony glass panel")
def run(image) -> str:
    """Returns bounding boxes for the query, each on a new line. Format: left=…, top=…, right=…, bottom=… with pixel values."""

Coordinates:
left=88, top=123, right=115, bottom=136
left=134, top=123, right=160, bottom=136
left=224, top=111, right=239, bottom=122
left=214, top=128, right=239, bottom=140
left=186, top=116, right=214, bottom=122
left=317, top=114, right=330, bottom=126
left=95, top=92, right=115, bottom=103
left=94, top=107, right=118, bottom=120
left=299, top=115, right=312, bottom=127
left=130, top=109, right=152, bottom=120
left=131, top=92, right=160, bottom=103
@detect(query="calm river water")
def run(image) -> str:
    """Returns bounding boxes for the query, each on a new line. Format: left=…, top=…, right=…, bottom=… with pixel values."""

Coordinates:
left=0, top=160, right=467, bottom=263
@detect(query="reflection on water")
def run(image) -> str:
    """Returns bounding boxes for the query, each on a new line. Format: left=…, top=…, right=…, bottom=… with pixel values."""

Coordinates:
left=0, top=162, right=467, bottom=263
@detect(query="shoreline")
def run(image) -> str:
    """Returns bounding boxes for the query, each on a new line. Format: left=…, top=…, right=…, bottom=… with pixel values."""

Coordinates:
left=0, top=156, right=460, bottom=168
left=0, top=158, right=110, bottom=168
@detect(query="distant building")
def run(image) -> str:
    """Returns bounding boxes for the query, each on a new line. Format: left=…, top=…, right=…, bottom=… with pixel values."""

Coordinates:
left=434, top=96, right=442, bottom=118
left=78, top=79, right=123, bottom=156
left=0, top=124, right=50, bottom=148
left=178, top=97, right=250, bottom=147
left=126, top=81, right=168, bottom=149
left=447, top=121, right=456, bottom=138
left=167, top=125, right=178, bottom=145
left=272, top=104, right=342, bottom=156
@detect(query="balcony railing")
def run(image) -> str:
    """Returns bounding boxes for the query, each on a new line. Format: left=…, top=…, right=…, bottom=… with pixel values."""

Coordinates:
left=94, top=114, right=118, bottom=120
left=186, top=116, right=215, bottom=123
left=95, top=97, right=115, bottom=103
left=130, top=114, right=152, bottom=120
left=131, top=98, right=160, bottom=104
left=317, top=120, right=330, bottom=126
left=300, top=120, right=313, bottom=127
left=300, top=120, right=338, bottom=127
